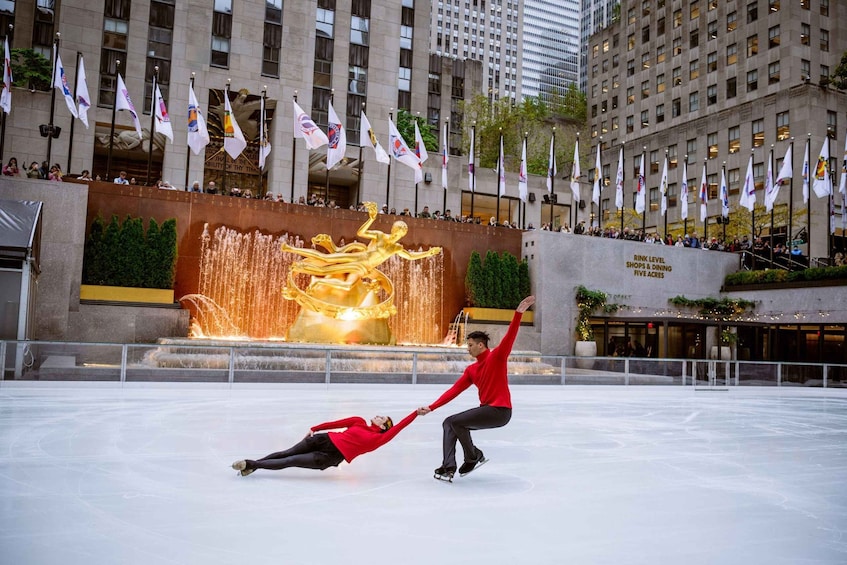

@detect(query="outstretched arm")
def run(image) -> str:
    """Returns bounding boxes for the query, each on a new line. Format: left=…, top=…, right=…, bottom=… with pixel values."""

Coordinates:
left=397, top=247, right=442, bottom=261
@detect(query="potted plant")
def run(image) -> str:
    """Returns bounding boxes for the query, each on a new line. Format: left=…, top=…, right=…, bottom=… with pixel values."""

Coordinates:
left=712, top=328, right=738, bottom=360
left=574, top=286, right=620, bottom=367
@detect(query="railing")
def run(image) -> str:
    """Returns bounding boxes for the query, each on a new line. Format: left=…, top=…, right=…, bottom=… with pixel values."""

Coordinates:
left=0, top=340, right=844, bottom=388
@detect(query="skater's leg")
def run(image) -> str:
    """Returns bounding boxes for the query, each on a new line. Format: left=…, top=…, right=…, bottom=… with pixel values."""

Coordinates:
left=256, top=435, right=320, bottom=461
left=445, top=406, right=512, bottom=463
left=440, top=416, right=460, bottom=470
left=249, top=451, right=341, bottom=471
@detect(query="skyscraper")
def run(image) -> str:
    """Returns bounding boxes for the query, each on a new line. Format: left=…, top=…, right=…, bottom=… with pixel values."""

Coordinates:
left=579, top=0, right=619, bottom=93
left=521, top=0, right=580, bottom=103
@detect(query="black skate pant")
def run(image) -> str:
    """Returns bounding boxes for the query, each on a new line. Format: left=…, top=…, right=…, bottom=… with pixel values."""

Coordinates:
left=248, top=433, right=344, bottom=472
left=442, top=405, right=512, bottom=468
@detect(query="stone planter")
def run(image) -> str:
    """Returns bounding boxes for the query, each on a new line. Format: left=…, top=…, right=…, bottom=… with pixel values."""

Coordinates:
left=709, top=345, right=732, bottom=360
left=574, top=340, right=597, bottom=369
left=80, top=284, right=175, bottom=305
left=462, top=307, right=533, bottom=323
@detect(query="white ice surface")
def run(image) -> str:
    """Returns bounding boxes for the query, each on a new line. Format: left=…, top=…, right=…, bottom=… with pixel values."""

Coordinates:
left=1, top=384, right=846, bottom=565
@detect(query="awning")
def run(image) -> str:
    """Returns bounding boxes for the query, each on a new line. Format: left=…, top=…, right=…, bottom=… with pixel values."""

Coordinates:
left=0, top=199, right=43, bottom=264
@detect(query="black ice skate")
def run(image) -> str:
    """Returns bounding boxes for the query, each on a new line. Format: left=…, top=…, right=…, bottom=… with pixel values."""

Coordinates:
left=433, top=465, right=456, bottom=482
left=458, top=449, right=488, bottom=477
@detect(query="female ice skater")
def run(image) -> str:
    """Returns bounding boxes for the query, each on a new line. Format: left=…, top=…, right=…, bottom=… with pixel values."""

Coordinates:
left=417, top=295, right=535, bottom=481
left=231, top=411, right=417, bottom=476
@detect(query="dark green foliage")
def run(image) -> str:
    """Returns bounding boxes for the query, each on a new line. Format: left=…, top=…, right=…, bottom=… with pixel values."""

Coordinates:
left=82, top=215, right=178, bottom=289
left=483, top=250, right=503, bottom=308
left=501, top=253, right=520, bottom=308
left=669, top=295, right=756, bottom=318
left=465, top=251, right=484, bottom=306
left=575, top=286, right=621, bottom=341
left=465, top=250, right=529, bottom=309
left=518, top=259, right=531, bottom=300
left=10, top=48, right=52, bottom=91
left=395, top=109, right=438, bottom=152
left=724, top=265, right=847, bottom=286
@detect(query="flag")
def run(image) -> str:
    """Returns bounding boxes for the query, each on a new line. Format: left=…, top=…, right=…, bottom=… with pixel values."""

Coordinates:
left=764, top=150, right=777, bottom=212
left=547, top=134, right=556, bottom=193
left=634, top=152, right=646, bottom=214
left=498, top=134, right=506, bottom=196
left=326, top=101, right=346, bottom=169
left=570, top=139, right=581, bottom=204
left=0, top=37, right=11, bottom=114
left=153, top=84, right=173, bottom=143
left=518, top=137, right=528, bottom=202
left=259, top=95, right=272, bottom=170
left=293, top=100, right=328, bottom=149
left=223, top=91, right=247, bottom=160
left=53, top=52, right=78, bottom=118
left=775, top=143, right=792, bottom=185
left=830, top=192, right=836, bottom=235
left=115, top=74, right=143, bottom=138
left=75, top=56, right=91, bottom=128
left=592, top=143, right=601, bottom=205
left=699, top=162, right=708, bottom=221
left=840, top=134, right=847, bottom=230
left=388, top=116, right=422, bottom=184
left=739, top=153, right=756, bottom=212
left=720, top=167, right=729, bottom=219
left=680, top=160, right=689, bottom=221
left=614, top=147, right=624, bottom=209
left=359, top=111, right=390, bottom=164
left=414, top=120, right=428, bottom=164
left=187, top=83, right=210, bottom=156
left=441, top=126, right=449, bottom=190
left=659, top=155, right=669, bottom=217
left=468, top=126, right=476, bottom=192
left=812, top=138, right=831, bottom=198
left=802, top=138, right=810, bottom=204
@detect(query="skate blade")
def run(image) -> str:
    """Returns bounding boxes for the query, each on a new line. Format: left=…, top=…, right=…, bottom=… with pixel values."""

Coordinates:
left=433, top=474, right=453, bottom=483
left=459, top=457, right=488, bottom=477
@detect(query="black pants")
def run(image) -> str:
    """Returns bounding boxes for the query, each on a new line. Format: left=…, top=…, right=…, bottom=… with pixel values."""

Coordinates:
left=441, top=405, right=512, bottom=468
left=247, top=434, right=344, bottom=472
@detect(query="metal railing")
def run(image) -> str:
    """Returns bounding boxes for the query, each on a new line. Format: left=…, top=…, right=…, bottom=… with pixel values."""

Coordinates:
left=1, top=340, right=845, bottom=388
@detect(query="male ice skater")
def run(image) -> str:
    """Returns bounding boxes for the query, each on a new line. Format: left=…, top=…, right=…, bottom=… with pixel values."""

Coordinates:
left=232, top=411, right=416, bottom=476
left=417, top=295, right=535, bottom=480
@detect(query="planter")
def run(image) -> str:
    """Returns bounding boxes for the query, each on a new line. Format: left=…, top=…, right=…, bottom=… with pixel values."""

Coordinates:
left=80, top=284, right=175, bottom=305
left=709, top=345, right=732, bottom=360
left=574, top=340, right=597, bottom=369
left=463, top=307, right=533, bottom=323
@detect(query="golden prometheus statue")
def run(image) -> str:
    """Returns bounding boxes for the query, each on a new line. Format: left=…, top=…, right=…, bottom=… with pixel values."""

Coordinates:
left=281, top=201, right=442, bottom=344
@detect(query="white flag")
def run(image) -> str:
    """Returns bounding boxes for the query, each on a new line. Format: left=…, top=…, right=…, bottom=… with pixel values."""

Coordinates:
left=388, top=116, right=422, bottom=184
left=802, top=138, right=810, bottom=204
left=699, top=163, right=708, bottom=222
left=441, top=126, right=449, bottom=190
left=547, top=134, right=556, bottom=193
left=720, top=167, right=729, bottom=219
left=498, top=134, right=506, bottom=196
left=115, top=74, right=143, bottom=138
left=259, top=95, right=272, bottom=170
left=570, top=139, right=581, bottom=204
left=592, top=143, right=601, bottom=205
left=739, top=154, right=756, bottom=212
left=153, top=84, right=173, bottom=143
left=223, top=91, right=247, bottom=160
left=812, top=138, right=831, bottom=198
left=775, top=143, right=792, bottom=186
left=830, top=192, right=836, bottom=235
left=468, top=126, right=476, bottom=192
left=187, top=83, right=210, bottom=156
left=326, top=101, right=346, bottom=169
left=764, top=150, right=777, bottom=212
left=634, top=152, right=646, bottom=214
left=615, top=147, right=624, bottom=209
left=518, top=137, right=528, bottom=203
left=75, top=56, right=91, bottom=128
left=0, top=37, right=11, bottom=114
left=680, top=160, right=689, bottom=221
left=414, top=120, right=428, bottom=164
left=359, top=111, right=390, bottom=164
left=659, top=155, right=669, bottom=217
left=839, top=134, right=847, bottom=202
left=293, top=100, right=328, bottom=149
left=53, top=52, right=78, bottom=118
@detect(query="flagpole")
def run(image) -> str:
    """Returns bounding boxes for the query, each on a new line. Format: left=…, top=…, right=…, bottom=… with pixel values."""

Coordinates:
left=0, top=25, right=10, bottom=163
left=597, top=136, right=603, bottom=232
left=664, top=149, right=669, bottom=238
left=640, top=147, right=647, bottom=235
left=470, top=121, right=476, bottom=219
left=523, top=132, right=528, bottom=229
left=356, top=102, right=365, bottom=206
left=683, top=154, right=688, bottom=238
left=750, top=148, right=756, bottom=242
left=620, top=143, right=625, bottom=233
left=827, top=136, right=833, bottom=261
left=442, top=118, right=449, bottom=215
left=146, top=66, right=159, bottom=185
left=806, top=133, right=812, bottom=257
left=290, top=90, right=297, bottom=202
left=496, top=128, right=503, bottom=225
left=261, top=85, right=268, bottom=197
left=325, top=89, right=333, bottom=204
left=385, top=108, right=393, bottom=207
left=106, top=59, right=121, bottom=180
left=223, top=79, right=230, bottom=195
left=768, top=147, right=774, bottom=263
left=184, top=73, right=195, bottom=191
left=787, top=137, right=794, bottom=251
left=571, top=133, right=578, bottom=229
left=66, top=51, right=81, bottom=174
left=414, top=111, right=421, bottom=216
left=549, top=127, right=555, bottom=227
left=46, top=32, right=60, bottom=168
left=702, top=157, right=708, bottom=243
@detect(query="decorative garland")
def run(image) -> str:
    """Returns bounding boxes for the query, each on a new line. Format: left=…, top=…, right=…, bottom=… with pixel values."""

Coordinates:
left=575, top=286, right=621, bottom=341
left=668, top=296, right=756, bottom=320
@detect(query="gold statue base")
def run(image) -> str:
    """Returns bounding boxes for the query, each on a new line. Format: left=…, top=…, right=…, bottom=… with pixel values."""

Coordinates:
left=286, top=306, right=395, bottom=345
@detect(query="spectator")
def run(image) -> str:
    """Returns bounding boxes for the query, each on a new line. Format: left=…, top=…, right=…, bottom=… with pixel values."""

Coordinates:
left=48, top=164, right=63, bottom=181
left=114, top=171, right=129, bottom=184
left=129, top=177, right=138, bottom=185
left=297, top=196, right=307, bottom=205
left=77, top=170, right=93, bottom=181
left=206, top=181, right=218, bottom=194
left=190, top=180, right=202, bottom=192
left=26, top=161, right=41, bottom=178
left=2, top=157, right=20, bottom=176
left=418, top=206, right=431, bottom=218
left=38, top=161, right=49, bottom=179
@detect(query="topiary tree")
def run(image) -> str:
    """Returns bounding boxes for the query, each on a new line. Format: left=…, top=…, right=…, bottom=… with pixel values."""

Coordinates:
left=116, top=216, right=147, bottom=287
left=158, top=218, right=178, bottom=289
left=465, top=250, right=484, bottom=306
left=100, top=215, right=122, bottom=285
left=500, top=252, right=520, bottom=308
left=82, top=215, right=106, bottom=285
left=483, top=250, right=502, bottom=308
left=144, top=218, right=162, bottom=289
left=518, top=258, right=531, bottom=303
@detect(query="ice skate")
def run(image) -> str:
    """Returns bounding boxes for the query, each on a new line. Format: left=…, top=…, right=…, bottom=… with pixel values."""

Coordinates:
left=458, top=449, right=488, bottom=477
left=232, top=460, right=255, bottom=477
left=433, top=465, right=456, bottom=482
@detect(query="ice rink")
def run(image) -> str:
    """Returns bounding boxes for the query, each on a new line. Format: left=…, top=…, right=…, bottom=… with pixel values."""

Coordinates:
left=1, top=383, right=846, bottom=565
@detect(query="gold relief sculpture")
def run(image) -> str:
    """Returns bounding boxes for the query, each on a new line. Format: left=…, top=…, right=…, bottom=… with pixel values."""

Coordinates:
left=282, top=202, right=442, bottom=344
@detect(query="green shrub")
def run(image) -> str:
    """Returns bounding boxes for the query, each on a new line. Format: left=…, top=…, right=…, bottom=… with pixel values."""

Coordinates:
left=465, top=250, right=529, bottom=309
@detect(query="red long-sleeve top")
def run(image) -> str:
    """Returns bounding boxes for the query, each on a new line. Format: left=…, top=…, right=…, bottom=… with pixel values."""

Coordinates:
left=428, top=311, right=524, bottom=411
left=310, top=411, right=418, bottom=463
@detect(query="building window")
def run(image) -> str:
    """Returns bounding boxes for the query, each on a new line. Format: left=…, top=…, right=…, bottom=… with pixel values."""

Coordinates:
left=673, top=66, right=682, bottom=86
left=708, top=132, right=718, bottom=159
left=727, top=43, right=737, bottom=65
left=673, top=37, right=682, bottom=56
left=728, top=125, right=740, bottom=153
left=627, top=59, right=635, bottom=76
left=820, top=30, right=829, bottom=52
left=768, top=26, right=780, bottom=48
left=821, top=65, right=830, bottom=83
left=99, top=1, right=131, bottom=107
left=657, top=73, right=665, bottom=93
left=211, top=0, right=233, bottom=68
left=826, top=111, right=837, bottom=138
left=349, top=65, right=367, bottom=95
left=689, top=59, right=699, bottom=80
left=708, top=0, right=718, bottom=10
left=687, top=138, right=697, bottom=162
left=801, top=59, right=811, bottom=80
left=627, top=87, right=634, bottom=104
left=776, top=111, right=789, bottom=141
left=747, top=69, right=758, bottom=92
left=707, top=84, right=717, bottom=105
left=800, top=0, right=809, bottom=9
left=727, top=11, right=737, bottom=32
left=657, top=17, right=665, bottom=36
left=708, top=20, right=717, bottom=40
left=603, top=39, right=609, bottom=53
left=690, top=1, right=700, bottom=20
left=612, top=116, right=619, bottom=130
left=263, top=0, right=284, bottom=77
left=642, top=26, right=650, bottom=43
left=768, top=61, right=780, bottom=84
left=641, top=52, right=650, bottom=70
left=627, top=33, right=635, bottom=51
left=31, top=0, right=56, bottom=59
left=753, top=162, right=764, bottom=191
left=641, top=80, right=650, bottom=98
left=650, top=150, right=659, bottom=174
left=747, top=35, right=758, bottom=57
left=689, top=91, right=699, bottom=112
left=144, top=0, right=175, bottom=111
left=669, top=145, right=678, bottom=169
left=707, top=52, right=717, bottom=72
left=641, top=109, right=649, bottom=128
left=400, top=24, right=412, bottom=49
left=626, top=115, right=634, bottom=134
left=350, top=15, right=369, bottom=46
left=768, top=0, right=779, bottom=12
left=672, top=98, right=681, bottom=118
left=673, top=9, right=682, bottom=28
left=820, top=0, right=829, bottom=16
left=656, top=104, right=665, bottom=123
left=690, top=29, right=699, bottom=48
left=657, top=45, right=666, bottom=63
left=752, top=118, right=764, bottom=147
left=726, top=76, right=737, bottom=99
left=801, top=24, right=809, bottom=46
left=613, top=54, right=620, bottom=68
left=747, top=2, right=758, bottom=22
